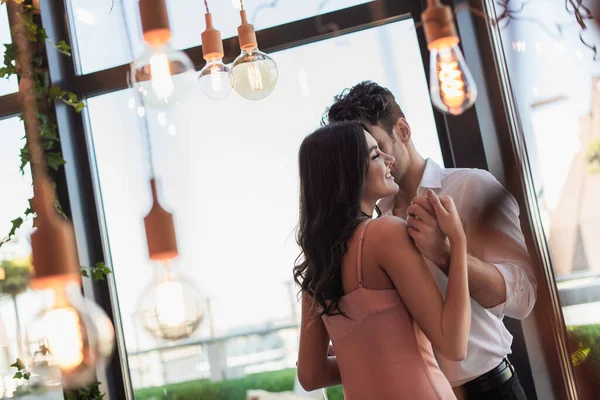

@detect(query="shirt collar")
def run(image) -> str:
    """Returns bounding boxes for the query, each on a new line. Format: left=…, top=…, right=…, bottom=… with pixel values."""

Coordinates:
left=418, top=158, right=443, bottom=191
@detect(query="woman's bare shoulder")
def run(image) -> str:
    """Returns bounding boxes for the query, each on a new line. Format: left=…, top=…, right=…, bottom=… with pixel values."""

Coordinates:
left=367, top=216, right=411, bottom=246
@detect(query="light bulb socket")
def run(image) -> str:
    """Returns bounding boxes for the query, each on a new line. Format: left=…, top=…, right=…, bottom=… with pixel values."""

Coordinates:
left=237, top=10, right=257, bottom=50
left=422, top=2, right=459, bottom=50
left=140, top=0, right=172, bottom=47
left=144, top=179, right=179, bottom=261
left=201, top=13, right=225, bottom=61
left=30, top=178, right=81, bottom=289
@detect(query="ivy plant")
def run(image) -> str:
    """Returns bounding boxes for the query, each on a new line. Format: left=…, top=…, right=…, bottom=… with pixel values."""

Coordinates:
left=2, top=1, right=111, bottom=397
left=0, top=0, right=82, bottom=246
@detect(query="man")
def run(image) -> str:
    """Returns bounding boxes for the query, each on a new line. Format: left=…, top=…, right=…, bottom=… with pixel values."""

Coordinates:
left=325, top=81, right=537, bottom=400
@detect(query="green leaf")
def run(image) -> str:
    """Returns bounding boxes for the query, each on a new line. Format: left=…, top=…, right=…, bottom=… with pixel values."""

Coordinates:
left=23, top=372, right=31, bottom=380
left=7, top=217, right=23, bottom=241
left=32, top=54, right=44, bottom=67
left=19, top=145, right=30, bottom=174
left=54, top=40, right=71, bottom=57
left=48, top=86, right=62, bottom=101
left=47, top=152, right=66, bottom=171
left=24, top=198, right=35, bottom=217
left=37, top=27, right=48, bottom=42
left=13, top=371, right=23, bottom=379
left=81, top=268, right=89, bottom=277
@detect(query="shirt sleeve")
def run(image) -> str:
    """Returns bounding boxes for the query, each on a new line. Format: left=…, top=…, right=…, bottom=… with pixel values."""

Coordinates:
left=458, top=170, right=537, bottom=320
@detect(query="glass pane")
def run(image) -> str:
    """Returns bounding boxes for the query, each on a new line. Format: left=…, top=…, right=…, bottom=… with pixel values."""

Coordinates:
left=67, top=0, right=372, bottom=74
left=86, top=18, right=443, bottom=396
left=498, top=1, right=600, bottom=396
left=0, top=118, right=48, bottom=397
left=0, top=2, right=18, bottom=95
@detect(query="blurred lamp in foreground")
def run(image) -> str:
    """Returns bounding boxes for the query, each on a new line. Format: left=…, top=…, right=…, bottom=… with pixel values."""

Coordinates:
left=422, top=0, right=477, bottom=115
left=138, top=179, right=205, bottom=341
left=130, top=0, right=196, bottom=108
left=28, top=179, right=114, bottom=389
left=231, top=6, right=278, bottom=100
left=198, top=8, right=234, bottom=100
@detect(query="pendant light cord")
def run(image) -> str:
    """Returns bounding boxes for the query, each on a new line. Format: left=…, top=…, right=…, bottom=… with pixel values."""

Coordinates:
left=138, top=96, right=157, bottom=179
left=204, top=0, right=210, bottom=14
left=240, top=0, right=244, bottom=10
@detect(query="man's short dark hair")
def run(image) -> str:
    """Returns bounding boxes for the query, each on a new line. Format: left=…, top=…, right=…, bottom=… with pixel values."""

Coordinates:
left=323, top=81, right=405, bottom=136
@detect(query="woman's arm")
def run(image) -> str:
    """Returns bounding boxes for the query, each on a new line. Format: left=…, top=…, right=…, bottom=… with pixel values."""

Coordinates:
left=297, top=293, right=341, bottom=391
left=374, top=215, right=470, bottom=360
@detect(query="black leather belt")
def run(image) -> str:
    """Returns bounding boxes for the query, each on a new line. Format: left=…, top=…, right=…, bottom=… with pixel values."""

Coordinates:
left=461, top=358, right=514, bottom=394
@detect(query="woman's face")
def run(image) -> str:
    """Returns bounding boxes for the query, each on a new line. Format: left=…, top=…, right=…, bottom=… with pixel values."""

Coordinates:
left=364, top=130, right=398, bottom=201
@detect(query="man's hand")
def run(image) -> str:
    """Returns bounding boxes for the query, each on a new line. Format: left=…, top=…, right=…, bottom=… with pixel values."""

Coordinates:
left=406, top=196, right=451, bottom=271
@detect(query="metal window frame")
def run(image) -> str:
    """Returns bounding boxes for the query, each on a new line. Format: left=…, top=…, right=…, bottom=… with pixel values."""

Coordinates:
left=0, top=0, right=580, bottom=399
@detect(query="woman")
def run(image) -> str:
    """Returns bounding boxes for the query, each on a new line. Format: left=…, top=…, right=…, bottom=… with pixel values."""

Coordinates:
left=294, top=122, right=470, bottom=399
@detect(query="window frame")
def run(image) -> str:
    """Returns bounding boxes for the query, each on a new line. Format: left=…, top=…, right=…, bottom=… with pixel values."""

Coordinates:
left=0, top=0, right=579, bottom=398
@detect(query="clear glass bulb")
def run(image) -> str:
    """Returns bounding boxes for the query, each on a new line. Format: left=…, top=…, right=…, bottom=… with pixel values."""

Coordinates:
left=429, top=44, right=477, bottom=115
left=28, top=281, right=115, bottom=389
left=231, top=46, right=278, bottom=100
left=198, top=58, right=234, bottom=100
left=138, top=260, right=205, bottom=341
left=130, top=44, right=197, bottom=109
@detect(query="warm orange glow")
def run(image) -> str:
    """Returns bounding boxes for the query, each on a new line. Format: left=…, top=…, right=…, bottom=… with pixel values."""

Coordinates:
left=44, top=307, right=85, bottom=371
left=143, top=29, right=172, bottom=47
left=437, top=59, right=466, bottom=109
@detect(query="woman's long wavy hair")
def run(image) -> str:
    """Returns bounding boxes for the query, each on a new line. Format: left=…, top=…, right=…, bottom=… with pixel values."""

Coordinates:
left=294, top=121, right=372, bottom=317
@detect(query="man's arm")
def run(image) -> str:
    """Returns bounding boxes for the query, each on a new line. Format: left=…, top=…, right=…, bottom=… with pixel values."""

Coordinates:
left=406, top=171, right=537, bottom=319
left=438, top=251, right=506, bottom=309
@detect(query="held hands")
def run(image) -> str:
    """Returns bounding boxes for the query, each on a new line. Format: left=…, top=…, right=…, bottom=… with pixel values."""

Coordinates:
left=406, top=190, right=465, bottom=269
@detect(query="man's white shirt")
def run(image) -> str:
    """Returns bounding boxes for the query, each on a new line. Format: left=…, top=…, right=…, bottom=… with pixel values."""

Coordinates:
left=412, top=159, right=537, bottom=386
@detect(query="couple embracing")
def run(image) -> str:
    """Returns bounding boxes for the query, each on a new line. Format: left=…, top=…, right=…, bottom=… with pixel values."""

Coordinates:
left=295, top=82, right=537, bottom=400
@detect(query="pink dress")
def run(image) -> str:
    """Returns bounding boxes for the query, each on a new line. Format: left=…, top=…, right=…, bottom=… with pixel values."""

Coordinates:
left=321, top=220, right=457, bottom=399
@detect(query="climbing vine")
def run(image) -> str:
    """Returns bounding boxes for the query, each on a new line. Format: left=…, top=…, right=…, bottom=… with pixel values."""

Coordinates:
left=1, top=0, right=111, bottom=397
left=0, top=0, right=80, bottom=246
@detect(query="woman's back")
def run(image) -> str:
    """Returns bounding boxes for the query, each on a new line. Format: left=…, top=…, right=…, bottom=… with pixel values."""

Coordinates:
left=321, top=219, right=455, bottom=399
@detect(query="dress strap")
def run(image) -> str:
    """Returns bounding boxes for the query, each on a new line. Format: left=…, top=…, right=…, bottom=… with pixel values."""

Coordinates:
left=356, top=218, right=373, bottom=288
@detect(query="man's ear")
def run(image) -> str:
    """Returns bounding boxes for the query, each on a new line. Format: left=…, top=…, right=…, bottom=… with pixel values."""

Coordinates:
left=393, top=118, right=411, bottom=143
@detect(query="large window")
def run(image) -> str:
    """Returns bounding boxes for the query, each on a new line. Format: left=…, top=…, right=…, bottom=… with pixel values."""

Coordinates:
left=498, top=0, right=600, bottom=395
left=85, top=17, right=444, bottom=396
left=66, top=0, right=373, bottom=74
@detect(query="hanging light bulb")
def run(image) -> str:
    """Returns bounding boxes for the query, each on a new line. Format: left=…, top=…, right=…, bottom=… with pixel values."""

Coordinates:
left=28, top=281, right=115, bottom=389
left=137, top=179, right=205, bottom=341
left=138, top=259, right=205, bottom=340
left=422, top=0, right=477, bottom=115
left=198, top=5, right=234, bottom=100
left=231, top=5, right=278, bottom=100
left=27, top=179, right=115, bottom=389
left=130, top=0, right=196, bottom=108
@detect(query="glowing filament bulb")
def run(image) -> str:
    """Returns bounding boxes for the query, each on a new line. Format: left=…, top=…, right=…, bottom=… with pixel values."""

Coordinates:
left=428, top=44, right=477, bottom=115
left=438, top=60, right=465, bottom=108
left=149, top=53, right=174, bottom=102
left=155, top=279, right=186, bottom=327
left=247, top=62, right=264, bottom=92
left=44, top=307, right=84, bottom=371
left=209, top=64, right=224, bottom=93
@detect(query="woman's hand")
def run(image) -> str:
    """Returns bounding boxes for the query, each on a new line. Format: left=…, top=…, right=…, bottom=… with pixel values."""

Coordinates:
left=426, top=190, right=465, bottom=245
